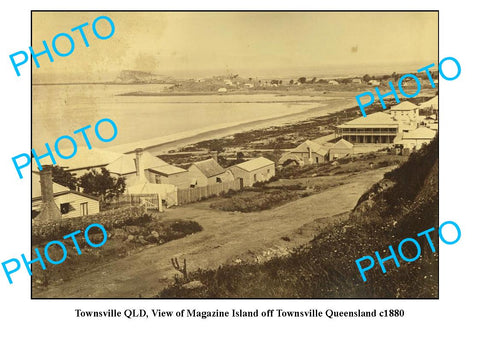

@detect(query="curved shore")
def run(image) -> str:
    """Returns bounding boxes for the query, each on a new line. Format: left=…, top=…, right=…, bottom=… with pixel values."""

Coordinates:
left=106, top=97, right=358, bottom=155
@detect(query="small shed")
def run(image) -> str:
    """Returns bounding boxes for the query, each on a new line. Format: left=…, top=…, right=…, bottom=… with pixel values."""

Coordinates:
left=229, top=157, right=275, bottom=187
left=279, top=140, right=328, bottom=166
left=400, top=127, right=436, bottom=150
left=329, top=139, right=354, bottom=161
left=188, top=158, right=233, bottom=187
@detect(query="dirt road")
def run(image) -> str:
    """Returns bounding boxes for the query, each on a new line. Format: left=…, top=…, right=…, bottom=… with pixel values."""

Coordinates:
left=34, top=167, right=392, bottom=298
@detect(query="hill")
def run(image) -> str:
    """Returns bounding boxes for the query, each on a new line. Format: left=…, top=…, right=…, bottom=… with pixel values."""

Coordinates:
left=158, top=136, right=439, bottom=298
left=116, top=70, right=172, bottom=84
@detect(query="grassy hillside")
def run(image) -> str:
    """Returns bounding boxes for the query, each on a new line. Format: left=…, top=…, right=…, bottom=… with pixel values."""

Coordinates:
left=158, top=136, right=439, bottom=298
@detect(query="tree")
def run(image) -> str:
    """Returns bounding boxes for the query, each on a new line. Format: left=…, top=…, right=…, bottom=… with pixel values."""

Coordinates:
left=272, top=143, right=283, bottom=163
left=236, top=152, right=245, bottom=162
left=78, top=168, right=126, bottom=200
left=297, top=77, right=307, bottom=84
left=362, top=74, right=371, bottom=82
left=52, top=165, right=77, bottom=190
left=289, top=79, right=294, bottom=85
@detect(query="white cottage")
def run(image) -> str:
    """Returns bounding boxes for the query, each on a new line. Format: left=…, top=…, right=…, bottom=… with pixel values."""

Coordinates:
left=229, top=157, right=275, bottom=187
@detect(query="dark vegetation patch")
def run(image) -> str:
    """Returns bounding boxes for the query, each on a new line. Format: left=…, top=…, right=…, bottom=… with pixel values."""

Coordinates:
left=159, top=136, right=439, bottom=298
left=32, top=215, right=202, bottom=291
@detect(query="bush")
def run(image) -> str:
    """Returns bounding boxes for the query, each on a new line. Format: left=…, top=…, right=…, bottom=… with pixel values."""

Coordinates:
left=169, top=220, right=203, bottom=234
left=160, top=135, right=439, bottom=298
left=32, top=206, right=148, bottom=245
left=211, top=190, right=299, bottom=212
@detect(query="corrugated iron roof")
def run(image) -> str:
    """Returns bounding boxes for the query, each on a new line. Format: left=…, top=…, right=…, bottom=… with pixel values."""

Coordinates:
left=34, top=147, right=123, bottom=171
left=419, top=96, right=438, bottom=110
left=106, top=151, right=186, bottom=175
left=338, top=112, right=398, bottom=128
left=233, top=157, right=274, bottom=172
left=191, top=158, right=225, bottom=178
left=390, top=101, right=419, bottom=111
left=402, top=127, right=436, bottom=140
left=331, top=138, right=354, bottom=149
left=291, top=140, right=329, bottom=156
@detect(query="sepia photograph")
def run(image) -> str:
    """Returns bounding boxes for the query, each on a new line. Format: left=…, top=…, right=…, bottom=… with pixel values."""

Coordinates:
left=31, top=11, right=439, bottom=298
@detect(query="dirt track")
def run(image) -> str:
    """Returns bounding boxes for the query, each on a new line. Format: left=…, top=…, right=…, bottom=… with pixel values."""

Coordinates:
left=33, top=167, right=393, bottom=298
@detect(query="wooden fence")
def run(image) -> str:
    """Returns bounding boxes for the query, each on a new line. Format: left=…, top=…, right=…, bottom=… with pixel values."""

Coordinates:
left=177, top=179, right=242, bottom=205
left=101, top=193, right=160, bottom=211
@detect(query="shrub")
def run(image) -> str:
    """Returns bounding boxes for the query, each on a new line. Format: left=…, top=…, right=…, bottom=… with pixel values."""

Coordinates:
left=211, top=190, right=299, bottom=212
left=169, top=220, right=203, bottom=234
left=32, top=206, right=148, bottom=245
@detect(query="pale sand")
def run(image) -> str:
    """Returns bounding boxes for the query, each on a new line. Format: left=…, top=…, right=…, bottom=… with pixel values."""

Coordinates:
left=106, top=97, right=358, bottom=155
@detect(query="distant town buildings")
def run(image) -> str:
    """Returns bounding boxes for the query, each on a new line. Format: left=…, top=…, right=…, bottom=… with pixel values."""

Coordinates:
left=280, top=96, right=438, bottom=165
left=390, top=101, right=420, bottom=131
left=335, top=98, right=436, bottom=146
left=395, top=127, right=436, bottom=150
left=336, top=112, right=399, bottom=144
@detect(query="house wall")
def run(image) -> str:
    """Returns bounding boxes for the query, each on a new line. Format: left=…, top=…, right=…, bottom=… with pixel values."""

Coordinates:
left=187, top=165, right=209, bottom=187
left=32, top=193, right=100, bottom=219
left=402, top=138, right=432, bottom=150
left=230, top=164, right=275, bottom=187
left=337, top=127, right=398, bottom=144
left=280, top=151, right=326, bottom=166
left=391, top=109, right=419, bottom=124
left=219, top=170, right=235, bottom=184
left=155, top=171, right=193, bottom=189
left=329, top=148, right=353, bottom=161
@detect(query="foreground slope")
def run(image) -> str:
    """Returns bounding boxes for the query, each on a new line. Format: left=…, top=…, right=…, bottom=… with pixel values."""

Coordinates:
left=160, top=136, right=439, bottom=298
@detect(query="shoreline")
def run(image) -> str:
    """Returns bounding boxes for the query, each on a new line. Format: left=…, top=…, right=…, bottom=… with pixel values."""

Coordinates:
left=106, top=98, right=357, bottom=155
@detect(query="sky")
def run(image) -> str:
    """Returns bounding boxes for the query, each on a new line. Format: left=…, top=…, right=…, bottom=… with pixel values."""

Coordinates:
left=32, top=12, right=438, bottom=83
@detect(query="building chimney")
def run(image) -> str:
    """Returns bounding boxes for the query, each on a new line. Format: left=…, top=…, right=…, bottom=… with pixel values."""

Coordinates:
left=35, top=165, right=62, bottom=223
left=135, top=148, right=145, bottom=178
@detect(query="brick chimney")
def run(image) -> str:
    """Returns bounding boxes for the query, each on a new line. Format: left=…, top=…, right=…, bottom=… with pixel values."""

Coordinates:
left=35, top=165, right=62, bottom=222
left=135, top=148, right=145, bottom=178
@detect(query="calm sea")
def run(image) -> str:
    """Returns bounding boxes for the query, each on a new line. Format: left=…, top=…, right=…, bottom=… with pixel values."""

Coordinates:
left=32, top=84, right=328, bottom=150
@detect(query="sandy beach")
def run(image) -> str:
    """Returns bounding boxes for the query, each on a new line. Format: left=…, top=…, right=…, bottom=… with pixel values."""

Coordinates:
left=105, top=96, right=358, bottom=155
